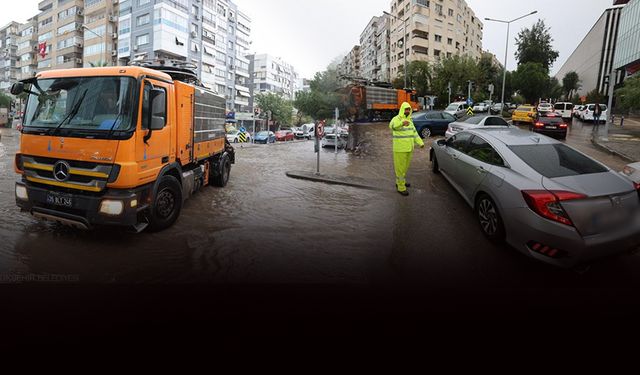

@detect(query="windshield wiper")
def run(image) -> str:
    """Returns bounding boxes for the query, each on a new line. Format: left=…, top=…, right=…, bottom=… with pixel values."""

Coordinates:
left=49, top=89, right=88, bottom=136
left=106, top=108, right=125, bottom=139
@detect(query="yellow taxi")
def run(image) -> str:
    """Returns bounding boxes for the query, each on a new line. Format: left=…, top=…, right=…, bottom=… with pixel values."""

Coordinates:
left=511, top=105, right=536, bottom=125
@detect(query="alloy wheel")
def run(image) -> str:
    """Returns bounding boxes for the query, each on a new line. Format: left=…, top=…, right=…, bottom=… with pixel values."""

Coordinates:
left=478, top=198, right=498, bottom=236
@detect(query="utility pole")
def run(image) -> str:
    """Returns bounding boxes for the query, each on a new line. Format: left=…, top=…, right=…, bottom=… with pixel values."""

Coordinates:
left=447, top=82, right=452, bottom=105
left=604, top=60, right=617, bottom=141
left=467, top=80, right=473, bottom=104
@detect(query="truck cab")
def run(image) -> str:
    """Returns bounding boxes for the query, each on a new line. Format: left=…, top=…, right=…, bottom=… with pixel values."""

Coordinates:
left=12, top=64, right=234, bottom=232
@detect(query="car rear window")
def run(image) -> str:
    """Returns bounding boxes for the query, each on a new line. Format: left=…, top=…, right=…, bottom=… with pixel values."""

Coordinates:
left=554, top=103, right=565, bottom=110
left=538, top=116, right=563, bottom=124
left=464, top=116, right=484, bottom=124
left=516, top=106, right=533, bottom=111
left=508, top=144, right=608, bottom=178
left=484, top=117, right=509, bottom=126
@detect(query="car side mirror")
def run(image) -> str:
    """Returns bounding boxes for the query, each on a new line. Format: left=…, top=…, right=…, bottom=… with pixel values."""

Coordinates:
left=149, top=88, right=166, bottom=131
left=10, top=82, right=24, bottom=95
left=437, top=139, right=446, bottom=147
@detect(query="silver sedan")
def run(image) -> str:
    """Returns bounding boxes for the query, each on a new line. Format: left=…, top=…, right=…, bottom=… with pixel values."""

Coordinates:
left=430, top=127, right=640, bottom=268
left=445, top=115, right=510, bottom=139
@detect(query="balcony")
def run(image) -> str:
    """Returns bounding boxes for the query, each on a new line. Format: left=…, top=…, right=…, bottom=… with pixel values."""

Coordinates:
left=412, top=46, right=429, bottom=56
left=55, top=59, right=82, bottom=69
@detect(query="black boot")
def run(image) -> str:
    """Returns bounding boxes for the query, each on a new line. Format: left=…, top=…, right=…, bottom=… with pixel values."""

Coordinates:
left=398, top=190, right=409, bottom=196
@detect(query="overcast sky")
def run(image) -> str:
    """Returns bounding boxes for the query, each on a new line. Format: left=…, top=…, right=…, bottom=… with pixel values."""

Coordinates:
left=3, top=0, right=617, bottom=78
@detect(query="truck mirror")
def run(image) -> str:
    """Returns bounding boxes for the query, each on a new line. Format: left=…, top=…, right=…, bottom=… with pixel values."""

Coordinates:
left=149, top=88, right=166, bottom=130
left=10, top=82, right=24, bottom=96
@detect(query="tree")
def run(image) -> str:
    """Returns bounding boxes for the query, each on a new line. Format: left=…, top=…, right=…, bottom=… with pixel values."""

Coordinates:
left=515, top=20, right=560, bottom=72
left=0, top=92, right=11, bottom=108
left=89, top=61, right=109, bottom=67
left=431, top=55, right=481, bottom=107
left=255, top=92, right=293, bottom=126
left=545, top=77, right=563, bottom=100
left=392, top=61, right=432, bottom=96
left=615, top=75, right=640, bottom=112
left=562, top=71, right=580, bottom=99
left=512, top=62, right=549, bottom=104
left=585, top=88, right=605, bottom=104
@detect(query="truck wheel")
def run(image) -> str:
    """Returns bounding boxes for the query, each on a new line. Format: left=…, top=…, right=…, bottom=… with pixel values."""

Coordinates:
left=148, top=175, right=183, bottom=232
left=213, top=155, right=231, bottom=187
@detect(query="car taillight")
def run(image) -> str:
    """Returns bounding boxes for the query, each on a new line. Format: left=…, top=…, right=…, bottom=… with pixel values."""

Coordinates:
left=559, top=123, right=568, bottom=128
left=522, top=190, right=587, bottom=227
left=534, top=122, right=544, bottom=128
left=634, top=182, right=640, bottom=191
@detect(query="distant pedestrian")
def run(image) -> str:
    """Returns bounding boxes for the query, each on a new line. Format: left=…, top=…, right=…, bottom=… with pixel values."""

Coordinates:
left=593, top=102, right=603, bottom=125
left=389, top=102, right=424, bottom=196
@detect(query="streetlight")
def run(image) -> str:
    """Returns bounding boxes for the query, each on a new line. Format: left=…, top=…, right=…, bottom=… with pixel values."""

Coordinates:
left=485, top=10, right=537, bottom=111
left=383, top=11, right=408, bottom=89
left=81, top=25, right=107, bottom=65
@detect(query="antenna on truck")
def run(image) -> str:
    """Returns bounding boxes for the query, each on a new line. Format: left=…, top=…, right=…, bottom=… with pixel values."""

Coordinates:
left=129, top=59, right=206, bottom=87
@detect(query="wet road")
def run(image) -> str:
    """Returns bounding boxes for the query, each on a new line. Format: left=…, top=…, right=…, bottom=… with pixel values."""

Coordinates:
left=1, top=124, right=640, bottom=290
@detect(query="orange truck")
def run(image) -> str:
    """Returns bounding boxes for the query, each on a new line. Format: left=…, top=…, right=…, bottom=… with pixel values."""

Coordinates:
left=11, top=64, right=234, bottom=232
left=342, top=84, right=421, bottom=122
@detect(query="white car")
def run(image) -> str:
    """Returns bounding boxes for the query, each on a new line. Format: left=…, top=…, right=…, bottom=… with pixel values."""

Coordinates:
left=553, top=102, right=575, bottom=121
left=473, top=101, right=492, bottom=113
left=321, top=127, right=348, bottom=148
left=226, top=129, right=251, bottom=143
left=294, top=123, right=315, bottom=139
left=445, top=115, right=511, bottom=138
left=580, top=104, right=608, bottom=123
left=537, top=102, right=553, bottom=113
left=444, top=102, right=471, bottom=119
left=572, top=105, right=584, bottom=118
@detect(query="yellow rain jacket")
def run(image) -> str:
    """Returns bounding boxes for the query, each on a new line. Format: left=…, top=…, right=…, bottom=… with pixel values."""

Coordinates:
left=389, top=102, right=424, bottom=152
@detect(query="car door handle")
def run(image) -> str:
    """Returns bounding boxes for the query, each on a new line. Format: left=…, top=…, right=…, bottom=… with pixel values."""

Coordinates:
left=476, top=166, right=487, bottom=174
left=448, top=152, right=458, bottom=159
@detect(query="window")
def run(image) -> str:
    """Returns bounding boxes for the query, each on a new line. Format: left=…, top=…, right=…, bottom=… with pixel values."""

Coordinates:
left=448, top=132, right=473, bottom=152
left=136, top=34, right=149, bottom=46
left=137, top=14, right=150, bottom=26
left=483, top=117, right=509, bottom=126
left=447, top=38, right=453, bottom=45
left=435, top=4, right=443, bottom=14
left=58, top=6, right=77, bottom=21
left=464, top=116, right=485, bottom=125
left=85, top=25, right=106, bottom=40
left=508, top=144, right=608, bottom=178
left=467, top=136, right=504, bottom=165
left=38, top=32, right=53, bottom=42
left=417, top=0, right=429, bottom=7
left=139, top=0, right=150, bottom=5
left=448, top=9, right=454, bottom=16
left=119, top=18, right=131, bottom=35
left=83, top=43, right=106, bottom=57
left=435, top=34, right=442, bottom=42
left=426, top=112, right=442, bottom=120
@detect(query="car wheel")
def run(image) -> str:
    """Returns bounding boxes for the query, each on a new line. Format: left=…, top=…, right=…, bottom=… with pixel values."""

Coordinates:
left=475, top=193, right=505, bottom=242
left=148, top=175, right=183, bottom=232
left=431, top=153, right=440, bottom=174
left=212, top=155, right=231, bottom=187
left=420, top=127, right=432, bottom=139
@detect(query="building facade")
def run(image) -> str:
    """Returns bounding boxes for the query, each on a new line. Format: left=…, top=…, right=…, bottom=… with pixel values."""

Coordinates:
left=16, top=17, right=39, bottom=82
left=248, top=53, right=300, bottom=109
left=117, top=0, right=252, bottom=111
left=555, top=5, right=625, bottom=96
left=359, top=14, right=391, bottom=83
left=389, top=0, right=483, bottom=82
left=0, top=22, right=21, bottom=91
left=36, top=0, right=84, bottom=72
left=82, top=0, right=119, bottom=68
left=613, top=0, right=640, bottom=80
left=338, top=45, right=361, bottom=79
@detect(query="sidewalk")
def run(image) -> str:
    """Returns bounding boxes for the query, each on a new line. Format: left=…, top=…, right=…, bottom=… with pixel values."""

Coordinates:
left=592, top=117, right=640, bottom=163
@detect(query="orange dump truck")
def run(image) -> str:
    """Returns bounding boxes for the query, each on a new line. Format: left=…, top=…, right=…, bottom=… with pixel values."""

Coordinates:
left=11, top=65, right=234, bottom=232
left=342, top=84, right=421, bottom=122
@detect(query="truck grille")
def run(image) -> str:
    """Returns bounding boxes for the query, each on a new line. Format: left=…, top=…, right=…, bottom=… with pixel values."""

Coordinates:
left=22, top=155, right=113, bottom=192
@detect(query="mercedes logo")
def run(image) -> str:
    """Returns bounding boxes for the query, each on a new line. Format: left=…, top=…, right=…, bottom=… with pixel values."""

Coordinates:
left=53, top=161, right=71, bottom=182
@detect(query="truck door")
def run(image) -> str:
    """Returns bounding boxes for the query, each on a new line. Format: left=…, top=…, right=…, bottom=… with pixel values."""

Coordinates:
left=136, top=79, right=173, bottom=186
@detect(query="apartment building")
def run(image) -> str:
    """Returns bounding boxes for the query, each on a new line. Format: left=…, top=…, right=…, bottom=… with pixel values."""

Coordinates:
left=0, top=22, right=21, bottom=91
left=82, top=0, right=119, bottom=67
left=614, top=0, right=640, bottom=81
left=16, top=17, right=39, bottom=82
left=247, top=53, right=300, bottom=109
left=359, top=14, right=391, bottom=83
left=35, top=0, right=84, bottom=72
left=388, top=0, right=484, bottom=81
left=117, top=0, right=252, bottom=111
left=338, top=45, right=361, bottom=79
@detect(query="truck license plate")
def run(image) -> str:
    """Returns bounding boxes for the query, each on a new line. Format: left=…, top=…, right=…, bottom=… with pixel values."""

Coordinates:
left=47, top=192, right=73, bottom=208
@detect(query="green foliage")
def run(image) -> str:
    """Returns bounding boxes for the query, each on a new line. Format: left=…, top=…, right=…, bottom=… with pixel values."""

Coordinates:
left=513, top=62, right=549, bottom=104
left=393, top=61, right=432, bottom=96
left=585, top=88, right=605, bottom=104
left=88, top=61, right=109, bottom=67
left=255, top=92, right=293, bottom=125
left=515, top=20, right=559, bottom=72
left=294, top=69, right=347, bottom=120
left=0, top=92, right=12, bottom=108
left=546, top=77, right=563, bottom=100
left=570, top=93, right=582, bottom=105
left=562, top=71, right=580, bottom=98
left=615, top=75, right=640, bottom=111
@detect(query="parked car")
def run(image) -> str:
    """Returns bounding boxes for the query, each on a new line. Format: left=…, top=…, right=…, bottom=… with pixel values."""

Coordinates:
left=537, top=102, right=553, bottom=113
left=226, top=129, right=251, bottom=143
left=553, top=102, right=575, bottom=121
left=511, top=105, right=536, bottom=126
left=430, top=127, right=640, bottom=268
left=622, top=162, right=640, bottom=187
left=445, top=115, right=510, bottom=138
left=572, top=105, right=584, bottom=118
left=275, top=130, right=295, bottom=141
left=490, top=103, right=506, bottom=115
left=473, top=101, right=492, bottom=113
left=531, top=112, right=568, bottom=140
left=580, top=104, right=608, bottom=123
left=254, top=131, right=276, bottom=144
left=321, top=127, right=348, bottom=148
left=412, top=110, right=457, bottom=138
left=444, top=101, right=471, bottom=119
left=294, top=123, right=315, bottom=139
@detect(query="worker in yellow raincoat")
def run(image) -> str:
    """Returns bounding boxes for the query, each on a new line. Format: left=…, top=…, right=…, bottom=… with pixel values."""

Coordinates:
left=389, top=102, right=425, bottom=196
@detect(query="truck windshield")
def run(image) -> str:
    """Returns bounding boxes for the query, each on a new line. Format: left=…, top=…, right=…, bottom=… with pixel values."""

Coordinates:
left=23, top=76, right=136, bottom=137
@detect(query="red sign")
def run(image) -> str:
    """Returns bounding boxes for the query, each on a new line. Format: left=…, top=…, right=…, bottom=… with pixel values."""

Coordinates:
left=316, top=122, right=325, bottom=138
left=38, top=42, right=47, bottom=59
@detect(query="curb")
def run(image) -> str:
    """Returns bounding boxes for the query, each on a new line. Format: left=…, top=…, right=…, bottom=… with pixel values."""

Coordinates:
left=590, top=135, right=635, bottom=163
left=285, top=170, right=382, bottom=191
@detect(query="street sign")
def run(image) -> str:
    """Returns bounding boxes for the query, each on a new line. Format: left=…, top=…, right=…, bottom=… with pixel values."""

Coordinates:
left=467, top=97, right=474, bottom=106
left=239, top=126, right=246, bottom=133
left=466, top=107, right=474, bottom=116
left=316, top=122, right=325, bottom=138
left=238, top=132, right=247, bottom=143
left=489, top=84, right=495, bottom=94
